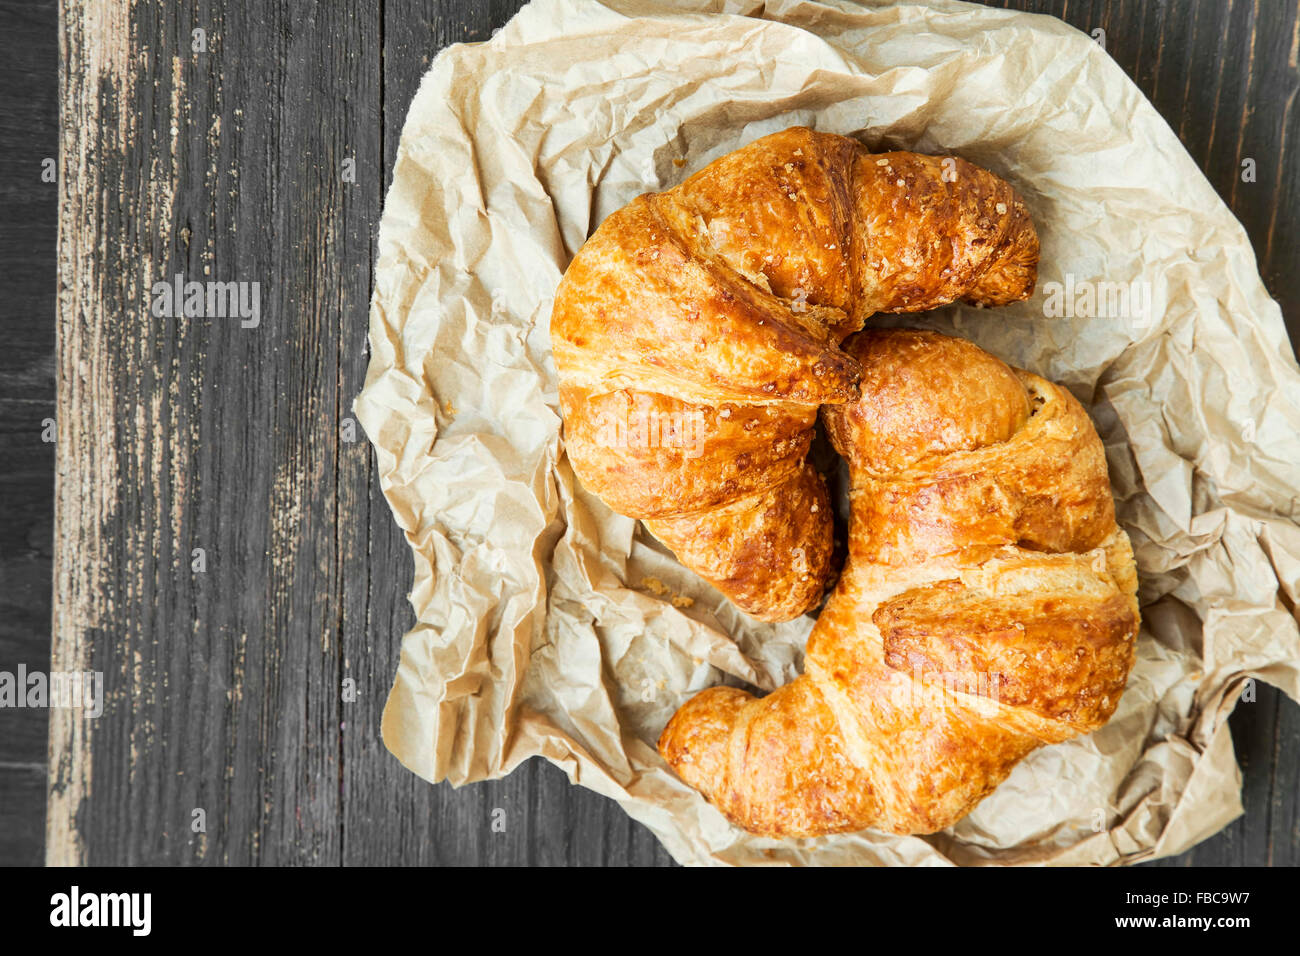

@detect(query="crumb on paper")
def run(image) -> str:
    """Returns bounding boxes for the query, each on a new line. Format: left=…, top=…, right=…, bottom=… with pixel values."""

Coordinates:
left=443, top=399, right=457, bottom=416
left=672, top=158, right=686, bottom=167
left=639, top=576, right=694, bottom=608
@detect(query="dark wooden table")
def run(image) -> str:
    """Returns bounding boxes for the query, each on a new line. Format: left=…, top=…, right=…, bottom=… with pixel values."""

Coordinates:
left=1, top=0, right=1297, bottom=866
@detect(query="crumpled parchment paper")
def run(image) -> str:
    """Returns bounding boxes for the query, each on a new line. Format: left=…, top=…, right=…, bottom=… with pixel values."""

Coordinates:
left=355, top=0, right=1300, bottom=865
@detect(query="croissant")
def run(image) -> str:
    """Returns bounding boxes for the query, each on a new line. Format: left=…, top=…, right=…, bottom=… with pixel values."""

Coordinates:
left=658, top=329, right=1140, bottom=838
left=550, top=127, right=1039, bottom=620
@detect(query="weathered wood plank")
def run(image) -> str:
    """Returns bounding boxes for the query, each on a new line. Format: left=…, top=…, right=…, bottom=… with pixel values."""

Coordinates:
left=0, top=0, right=58, bottom=869
left=49, top=0, right=384, bottom=865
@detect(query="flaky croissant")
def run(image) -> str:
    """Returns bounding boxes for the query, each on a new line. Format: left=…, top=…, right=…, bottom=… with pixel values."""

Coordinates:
left=659, top=329, right=1140, bottom=838
left=551, top=127, right=1039, bottom=621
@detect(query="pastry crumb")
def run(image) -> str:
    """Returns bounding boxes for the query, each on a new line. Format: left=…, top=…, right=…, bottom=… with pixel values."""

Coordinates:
left=640, top=576, right=695, bottom=609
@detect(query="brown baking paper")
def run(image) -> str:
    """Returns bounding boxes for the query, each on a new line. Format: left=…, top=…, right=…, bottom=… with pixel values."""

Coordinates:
left=355, top=0, right=1300, bottom=865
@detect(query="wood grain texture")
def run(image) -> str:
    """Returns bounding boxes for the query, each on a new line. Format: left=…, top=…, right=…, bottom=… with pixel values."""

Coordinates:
left=9, top=0, right=1296, bottom=866
left=0, top=0, right=59, bottom=868
left=0, top=0, right=58, bottom=868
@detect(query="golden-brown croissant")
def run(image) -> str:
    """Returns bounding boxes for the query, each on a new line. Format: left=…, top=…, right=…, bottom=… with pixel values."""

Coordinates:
left=551, top=127, right=1039, bottom=620
left=658, top=329, right=1140, bottom=838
